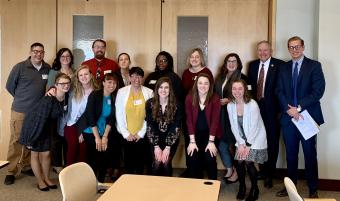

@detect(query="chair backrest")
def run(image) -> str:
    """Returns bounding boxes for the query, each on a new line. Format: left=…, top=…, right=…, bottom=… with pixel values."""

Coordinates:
left=59, top=162, right=97, bottom=201
left=284, top=177, right=304, bottom=201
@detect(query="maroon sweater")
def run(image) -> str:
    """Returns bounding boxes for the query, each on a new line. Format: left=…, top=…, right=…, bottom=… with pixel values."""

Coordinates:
left=185, top=93, right=222, bottom=138
left=82, top=57, right=119, bottom=81
left=181, top=67, right=214, bottom=96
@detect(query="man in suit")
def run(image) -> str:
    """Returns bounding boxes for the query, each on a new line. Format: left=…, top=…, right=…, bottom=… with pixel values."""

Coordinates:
left=248, top=41, right=284, bottom=189
left=276, top=36, right=325, bottom=198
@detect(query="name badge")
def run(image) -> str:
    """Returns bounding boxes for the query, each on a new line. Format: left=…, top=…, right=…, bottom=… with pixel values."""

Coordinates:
left=248, top=85, right=252, bottom=90
left=104, top=70, right=112, bottom=75
left=107, top=99, right=111, bottom=105
left=193, top=76, right=197, bottom=81
left=42, top=74, right=48, bottom=79
left=134, top=99, right=142, bottom=105
left=63, top=105, right=68, bottom=111
left=149, top=80, right=157, bottom=84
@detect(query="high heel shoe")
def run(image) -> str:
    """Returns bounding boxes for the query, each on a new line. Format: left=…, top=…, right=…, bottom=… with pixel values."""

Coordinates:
left=236, top=185, right=246, bottom=200
left=37, top=184, right=49, bottom=192
left=225, top=168, right=238, bottom=184
left=46, top=184, right=58, bottom=189
left=245, top=186, right=259, bottom=201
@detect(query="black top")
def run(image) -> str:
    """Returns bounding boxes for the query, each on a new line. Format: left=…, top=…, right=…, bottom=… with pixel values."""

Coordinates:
left=144, top=69, right=183, bottom=100
left=196, top=108, right=209, bottom=132
left=77, top=89, right=116, bottom=134
left=145, top=99, right=182, bottom=147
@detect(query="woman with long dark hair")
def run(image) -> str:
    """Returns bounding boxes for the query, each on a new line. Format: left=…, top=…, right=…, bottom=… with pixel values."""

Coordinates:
left=146, top=77, right=181, bottom=176
left=214, top=53, right=249, bottom=183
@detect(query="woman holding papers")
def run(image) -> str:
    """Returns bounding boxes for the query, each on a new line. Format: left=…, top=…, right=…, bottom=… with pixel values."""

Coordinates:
left=227, top=79, right=267, bottom=201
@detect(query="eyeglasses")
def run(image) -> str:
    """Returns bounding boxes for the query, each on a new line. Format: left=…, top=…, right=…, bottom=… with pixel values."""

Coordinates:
left=130, top=74, right=142, bottom=79
left=61, top=55, right=71, bottom=59
left=56, top=82, right=71, bottom=86
left=93, top=45, right=105, bottom=49
left=288, top=45, right=302, bottom=51
left=31, top=50, right=45, bottom=55
left=226, top=60, right=237, bottom=64
left=158, top=59, right=168, bottom=63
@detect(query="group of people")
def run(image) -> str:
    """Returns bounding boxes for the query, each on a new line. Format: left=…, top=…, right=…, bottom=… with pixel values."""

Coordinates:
left=4, top=36, right=325, bottom=200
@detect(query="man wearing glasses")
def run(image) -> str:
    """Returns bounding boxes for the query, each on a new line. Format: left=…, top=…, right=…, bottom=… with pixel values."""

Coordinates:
left=4, top=42, right=50, bottom=185
left=82, top=39, right=120, bottom=84
left=276, top=36, right=325, bottom=198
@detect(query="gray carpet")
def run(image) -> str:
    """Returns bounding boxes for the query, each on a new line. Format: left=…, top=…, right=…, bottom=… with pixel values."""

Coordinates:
left=1, top=168, right=339, bottom=201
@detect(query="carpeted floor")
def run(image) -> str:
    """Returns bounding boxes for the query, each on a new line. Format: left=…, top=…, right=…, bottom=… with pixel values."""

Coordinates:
left=0, top=168, right=339, bottom=201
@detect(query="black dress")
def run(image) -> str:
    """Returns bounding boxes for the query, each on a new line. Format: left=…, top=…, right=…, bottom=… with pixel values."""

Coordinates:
left=20, top=96, right=67, bottom=152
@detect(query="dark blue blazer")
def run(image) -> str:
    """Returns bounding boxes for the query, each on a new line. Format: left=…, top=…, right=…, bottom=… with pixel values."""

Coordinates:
left=276, top=56, right=325, bottom=125
left=248, top=57, right=284, bottom=117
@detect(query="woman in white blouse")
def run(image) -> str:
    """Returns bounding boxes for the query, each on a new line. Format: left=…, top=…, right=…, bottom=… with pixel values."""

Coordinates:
left=115, top=67, right=153, bottom=174
left=227, top=79, right=267, bottom=201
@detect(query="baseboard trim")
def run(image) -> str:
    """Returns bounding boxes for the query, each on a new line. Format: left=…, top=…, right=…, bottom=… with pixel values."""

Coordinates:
left=275, top=168, right=340, bottom=191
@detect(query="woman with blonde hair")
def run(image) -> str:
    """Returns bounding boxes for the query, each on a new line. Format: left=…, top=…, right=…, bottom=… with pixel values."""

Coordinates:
left=63, top=65, right=99, bottom=166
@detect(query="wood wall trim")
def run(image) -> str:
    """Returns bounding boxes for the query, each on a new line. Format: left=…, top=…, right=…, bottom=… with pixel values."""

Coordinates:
left=276, top=168, right=340, bottom=192
left=268, top=0, right=277, bottom=52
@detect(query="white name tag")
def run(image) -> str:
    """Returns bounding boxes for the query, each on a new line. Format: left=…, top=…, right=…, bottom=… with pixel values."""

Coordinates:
left=248, top=85, right=252, bottom=90
left=149, top=80, right=157, bottom=84
left=134, top=99, right=142, bottom=105
left=42, top=74, right=48, bottom=79
left=104, top=70, right=112, bottom=75
left=63, top=105, right=68, bottom=111
left=107, top=99, right=111, bottom=105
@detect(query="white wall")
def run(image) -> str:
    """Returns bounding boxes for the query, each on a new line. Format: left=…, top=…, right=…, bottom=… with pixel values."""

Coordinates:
left=276, top=0, right=319, bottom=60
left=318, top=0, right=340, bottom=180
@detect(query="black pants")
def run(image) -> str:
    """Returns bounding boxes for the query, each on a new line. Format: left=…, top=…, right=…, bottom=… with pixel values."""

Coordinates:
left=83, top=133, right=114, bottom=182
left=51, top=133, right=67, bottom=167
left=150, top=139, right=179, bottom=176
left=187, top=130, right=217, bottom=180
left=123, top=138, right=146, bottom=174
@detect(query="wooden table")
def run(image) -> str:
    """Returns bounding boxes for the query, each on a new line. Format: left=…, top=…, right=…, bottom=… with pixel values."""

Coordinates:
left=97, top=174, right=221, bottom=201
left=0, top=161, right=9, bottom=169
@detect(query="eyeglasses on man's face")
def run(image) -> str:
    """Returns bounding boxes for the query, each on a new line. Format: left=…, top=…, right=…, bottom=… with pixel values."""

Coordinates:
left=288, top=45, right=303, bottom=51
left=31, top=50, right=45, bottom=55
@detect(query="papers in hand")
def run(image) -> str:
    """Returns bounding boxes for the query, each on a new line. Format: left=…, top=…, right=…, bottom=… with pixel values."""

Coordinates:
left=291, top=110, right=320, bottom=140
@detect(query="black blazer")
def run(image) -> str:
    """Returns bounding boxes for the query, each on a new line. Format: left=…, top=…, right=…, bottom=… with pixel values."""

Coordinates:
left=248, top=57, right=284, bottom=116
left=78, top=89, right=116, bottom=133
left=276, top=56, right=325, bottom=125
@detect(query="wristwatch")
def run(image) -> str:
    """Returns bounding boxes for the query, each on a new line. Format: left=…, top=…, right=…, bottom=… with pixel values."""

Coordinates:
left=297, top=105, right=302, bottom=112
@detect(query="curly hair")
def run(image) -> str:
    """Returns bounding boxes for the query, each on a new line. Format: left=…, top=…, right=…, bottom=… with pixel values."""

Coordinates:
left=151, top=77, right=177, bottom=124
left=52, top=48, right=74, bottom=71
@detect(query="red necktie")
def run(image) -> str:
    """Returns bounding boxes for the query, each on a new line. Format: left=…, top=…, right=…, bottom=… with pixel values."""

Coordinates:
left=257, top=64, right=265, bottom=100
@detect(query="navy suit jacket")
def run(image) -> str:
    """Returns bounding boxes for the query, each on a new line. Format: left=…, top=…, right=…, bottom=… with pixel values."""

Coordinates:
left=248, top=57, right=284, bottom=117
left=276, top=56, right=325, bottom=125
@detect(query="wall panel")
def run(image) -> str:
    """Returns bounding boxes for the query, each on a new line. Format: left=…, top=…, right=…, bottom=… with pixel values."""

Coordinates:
left=0, top=0, right=56, bottom=159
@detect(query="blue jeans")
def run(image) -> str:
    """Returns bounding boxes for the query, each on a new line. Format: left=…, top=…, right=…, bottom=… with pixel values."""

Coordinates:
left=218, top=140, right=233, bottom=168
